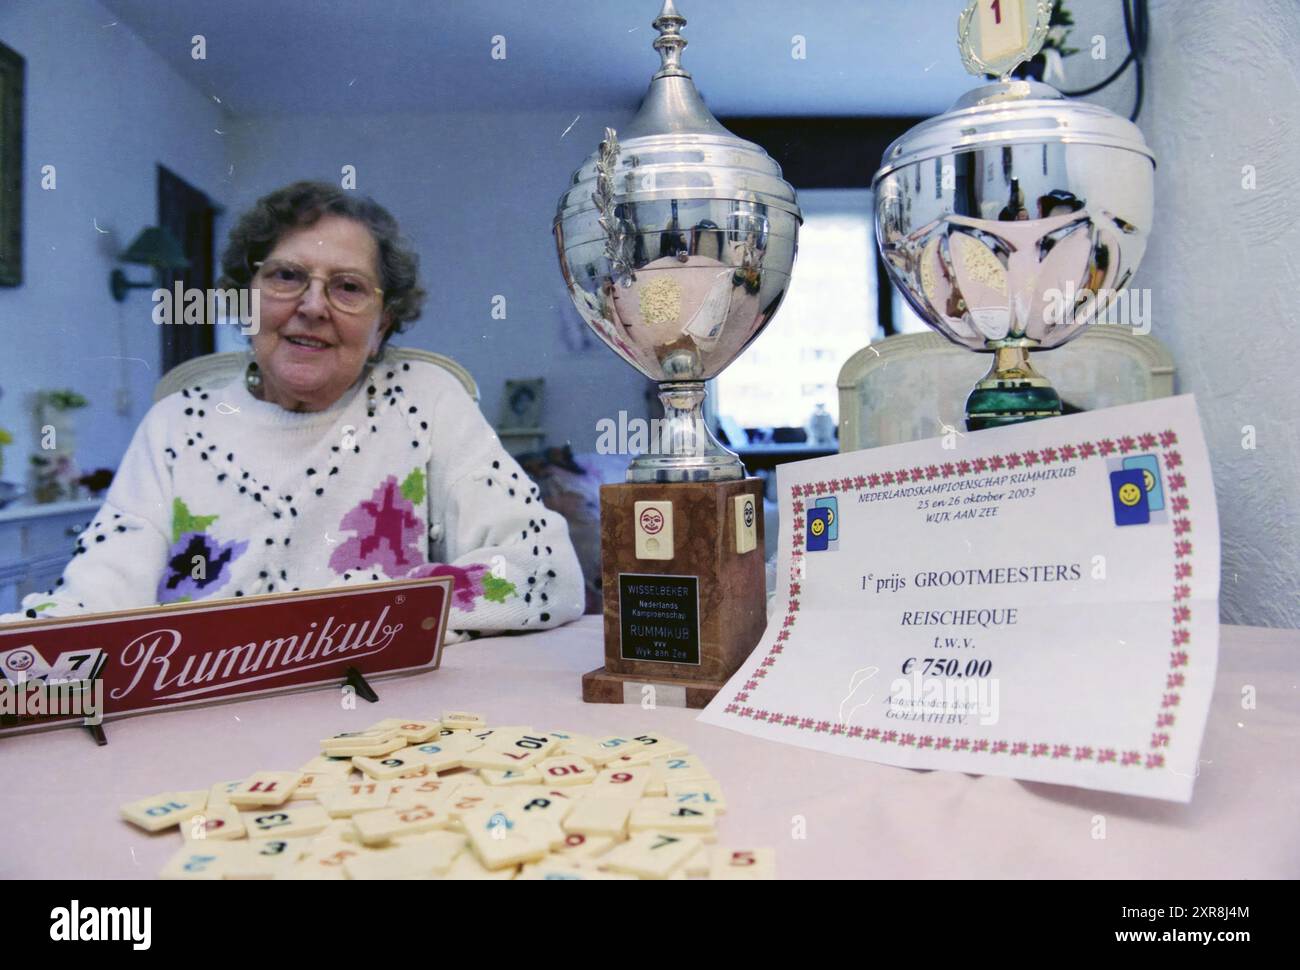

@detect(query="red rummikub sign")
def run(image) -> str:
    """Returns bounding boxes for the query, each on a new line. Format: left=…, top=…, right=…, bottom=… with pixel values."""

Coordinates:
left=0, top=577, right=451, bottom=734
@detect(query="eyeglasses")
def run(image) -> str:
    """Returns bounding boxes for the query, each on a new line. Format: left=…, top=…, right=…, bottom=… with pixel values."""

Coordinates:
left=253, top=259, right=384, bottom=314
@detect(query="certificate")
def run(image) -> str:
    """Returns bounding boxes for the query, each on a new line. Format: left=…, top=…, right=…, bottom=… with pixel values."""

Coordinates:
left=700, top=396, right=1220, bottom=802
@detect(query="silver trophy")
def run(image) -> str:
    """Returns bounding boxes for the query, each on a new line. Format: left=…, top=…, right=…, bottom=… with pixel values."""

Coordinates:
left=873, top=0, right=1156, bottom=429
left=554, top=0, right=801, bottom=481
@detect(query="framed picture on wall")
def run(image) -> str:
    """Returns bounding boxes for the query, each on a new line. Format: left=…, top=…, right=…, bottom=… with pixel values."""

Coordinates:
left=500, top=378, right=545, bottom=431
left=0, top=40, right=23, bottom=287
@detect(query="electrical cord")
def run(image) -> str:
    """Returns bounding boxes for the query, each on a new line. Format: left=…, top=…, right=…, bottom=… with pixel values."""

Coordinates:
left=1059, top=0, right=1149, bottom=121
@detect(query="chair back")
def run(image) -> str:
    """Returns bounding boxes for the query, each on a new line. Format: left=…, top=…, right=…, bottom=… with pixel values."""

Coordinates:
left=837, top=327, right=1174, bottom=451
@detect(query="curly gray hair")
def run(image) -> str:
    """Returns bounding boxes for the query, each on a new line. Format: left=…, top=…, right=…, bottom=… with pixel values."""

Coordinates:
left=218, top=180, right=426, bottom=346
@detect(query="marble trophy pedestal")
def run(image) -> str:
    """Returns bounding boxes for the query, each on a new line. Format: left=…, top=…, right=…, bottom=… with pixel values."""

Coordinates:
left=583, top=478, right=767, bottom=709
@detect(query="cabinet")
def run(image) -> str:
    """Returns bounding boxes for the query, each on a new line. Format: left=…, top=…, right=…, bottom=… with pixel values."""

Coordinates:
left=0, top=499, right=100, bottom=614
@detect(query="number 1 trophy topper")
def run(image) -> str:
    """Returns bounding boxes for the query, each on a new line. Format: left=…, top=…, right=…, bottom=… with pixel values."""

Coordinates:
left=958, top=0, right=1053, bottom=79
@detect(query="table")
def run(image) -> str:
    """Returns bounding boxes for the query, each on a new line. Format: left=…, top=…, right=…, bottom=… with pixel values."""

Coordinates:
left=734, top=443, right=837, bottom=476
left=1, top=617, right=1296, bottom=879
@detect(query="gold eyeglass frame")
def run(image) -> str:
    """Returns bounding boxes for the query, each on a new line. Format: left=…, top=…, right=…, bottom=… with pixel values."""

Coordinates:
left=252, top=259, right=385, bottom=315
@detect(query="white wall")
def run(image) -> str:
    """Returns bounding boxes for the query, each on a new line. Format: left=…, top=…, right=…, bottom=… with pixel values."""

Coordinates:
left=1144, top=0, right=1300, bottom=629
left=1065, top=0, right=1300, bottom=628
left=0, top=0, right=230, bottom=477
left=220, top=108, right=650, bottom=454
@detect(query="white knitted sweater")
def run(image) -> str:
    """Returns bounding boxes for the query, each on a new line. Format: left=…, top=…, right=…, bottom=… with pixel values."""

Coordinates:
left=0, top=356, right=585, bottom=637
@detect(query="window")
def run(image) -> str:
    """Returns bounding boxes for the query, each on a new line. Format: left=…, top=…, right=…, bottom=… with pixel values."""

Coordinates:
left=715, top=188, right=880, bottom=430
left=893, top=285, right=932, bottom=336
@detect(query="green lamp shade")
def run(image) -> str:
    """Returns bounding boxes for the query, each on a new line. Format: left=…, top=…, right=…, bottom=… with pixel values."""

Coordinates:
left=110, top=226, right=191, bottom=301
left=120, top=227, right=190, bottom=269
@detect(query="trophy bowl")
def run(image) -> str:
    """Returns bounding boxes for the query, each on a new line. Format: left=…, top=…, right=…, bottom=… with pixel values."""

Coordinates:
left=554, top=2, right=800, bottom=482
left=873, top=80, right=1156, bottom=429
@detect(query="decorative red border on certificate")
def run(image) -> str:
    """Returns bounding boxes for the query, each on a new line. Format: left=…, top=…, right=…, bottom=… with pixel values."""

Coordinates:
left=722, top=429, right=1192, bottom=770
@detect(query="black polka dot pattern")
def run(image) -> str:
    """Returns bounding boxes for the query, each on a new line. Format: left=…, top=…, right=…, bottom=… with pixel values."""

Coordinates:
left=470, top=449, right=566, bottom=629
left=37, top=361, right=570, bottom=625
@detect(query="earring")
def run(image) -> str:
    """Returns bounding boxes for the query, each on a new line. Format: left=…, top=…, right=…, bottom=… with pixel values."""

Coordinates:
left=245, top=358, right=262, bottom=394
left=365, top=365, right=377, bottom=418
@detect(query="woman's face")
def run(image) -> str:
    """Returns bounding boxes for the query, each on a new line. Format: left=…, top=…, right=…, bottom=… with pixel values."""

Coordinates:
left=250, top=214, right=388, bottom=412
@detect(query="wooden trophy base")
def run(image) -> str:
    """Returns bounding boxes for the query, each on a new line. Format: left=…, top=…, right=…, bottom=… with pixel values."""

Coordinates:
left=581, top=666, right=729, bottom=709
left=584, top=478, right=766, bottom=709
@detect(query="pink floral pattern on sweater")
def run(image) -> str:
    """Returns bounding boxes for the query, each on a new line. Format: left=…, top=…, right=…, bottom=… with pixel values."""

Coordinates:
left=329, top=475, right=423, bottom=576
left=406, top=561, right=489, bottom=611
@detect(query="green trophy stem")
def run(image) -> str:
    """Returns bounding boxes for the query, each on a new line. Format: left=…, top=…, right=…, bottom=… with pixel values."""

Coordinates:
left=965, top=344, right=1062, bottom=432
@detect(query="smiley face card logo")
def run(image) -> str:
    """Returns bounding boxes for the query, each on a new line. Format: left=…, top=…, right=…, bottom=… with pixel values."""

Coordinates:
left=807, top=497, right=839, bottom=553
left=814, top=496, right=839, bottom=543
left=1110, top=469, right=1150, bottom=526
left=807, top=508, right=830, bottom=551
left=1121, top=453, right=1164, bottom=511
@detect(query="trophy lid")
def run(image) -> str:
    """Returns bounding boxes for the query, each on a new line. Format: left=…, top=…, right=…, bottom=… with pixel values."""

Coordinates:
left=874, top=79, right=1155, bottom=184
left=555, top=1, right=801, bottom=224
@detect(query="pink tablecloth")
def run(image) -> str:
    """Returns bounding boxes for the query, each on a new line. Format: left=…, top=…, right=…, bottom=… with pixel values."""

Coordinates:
left=1, top=616, right=1296, bottom=879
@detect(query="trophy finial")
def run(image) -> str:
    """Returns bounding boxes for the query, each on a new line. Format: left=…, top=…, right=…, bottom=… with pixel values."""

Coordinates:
left=957, top=0, right=1053, bottom=80
left=652, top=0, right=690, bottom=80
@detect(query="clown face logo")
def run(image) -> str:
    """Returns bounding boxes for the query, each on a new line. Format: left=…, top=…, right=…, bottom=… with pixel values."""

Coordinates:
left=743, top=500, right=755, bottom=529
left=639, top=508, right=664, bottom=535
left=6, top=650, right=35, bottom=672
left=1, top=645, right=52, bottom=685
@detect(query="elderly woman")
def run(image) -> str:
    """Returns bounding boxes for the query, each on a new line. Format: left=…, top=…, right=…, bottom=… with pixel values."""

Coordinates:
left=1, top=181, right=584, bottom=636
